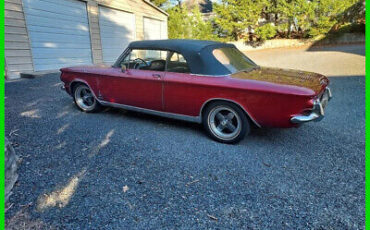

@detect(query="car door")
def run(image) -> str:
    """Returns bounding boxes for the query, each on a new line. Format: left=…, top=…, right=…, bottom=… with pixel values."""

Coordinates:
left=98, top=49, right=166, bottom=111
left=163, top=52, right=202, bottom=116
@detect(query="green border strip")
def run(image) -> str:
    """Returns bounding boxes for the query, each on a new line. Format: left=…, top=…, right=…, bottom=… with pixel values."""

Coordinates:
left=1, top=0, right=5, bottom=228
left=0, top=1, right=366, bottom=230
left=366, top=0, right=369, bottom=229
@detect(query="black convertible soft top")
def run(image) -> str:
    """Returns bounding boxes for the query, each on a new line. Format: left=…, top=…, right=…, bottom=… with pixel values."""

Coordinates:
left=115, top=39, right=237, bottom=75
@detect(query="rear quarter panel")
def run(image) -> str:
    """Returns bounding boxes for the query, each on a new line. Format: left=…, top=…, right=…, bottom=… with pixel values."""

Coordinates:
left=163, top=73, right=315, bottom=128
left=60, top=69, right=100, bottom=97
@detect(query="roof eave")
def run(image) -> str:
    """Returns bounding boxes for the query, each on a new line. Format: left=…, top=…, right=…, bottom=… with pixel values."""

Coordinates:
left=142, top=0, right=169, bottom=16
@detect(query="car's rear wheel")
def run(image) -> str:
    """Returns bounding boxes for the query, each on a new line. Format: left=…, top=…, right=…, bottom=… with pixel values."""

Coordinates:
left=203, top=101, right=250, bottom=144
left=73, top=84, right=101, bottom=112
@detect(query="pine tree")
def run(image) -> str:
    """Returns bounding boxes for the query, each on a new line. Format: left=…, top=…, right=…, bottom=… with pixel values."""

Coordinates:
left=309, top=0, right=358, bottom=36
left=190, top=5, right=218, bottom=40
left=150, top=0, right=169, bottom=8
left=168, top=5, right=218, bottom=40
left=274, top=0, right=315, bottom=38
left=167, top=5, right=192, bottom=39
left=213, top=0, right=269, bottom=40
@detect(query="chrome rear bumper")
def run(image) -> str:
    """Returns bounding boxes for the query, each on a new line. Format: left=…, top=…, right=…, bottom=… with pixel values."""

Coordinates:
left=291, top=87, right=332, bottom=124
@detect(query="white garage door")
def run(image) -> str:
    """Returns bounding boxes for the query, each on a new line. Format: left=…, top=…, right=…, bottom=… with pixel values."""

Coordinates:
left=99, top=7, right=135, bottom=64
left=23, top=0, right=93, bottom=71
left=144, top=17, right=167, bottom=40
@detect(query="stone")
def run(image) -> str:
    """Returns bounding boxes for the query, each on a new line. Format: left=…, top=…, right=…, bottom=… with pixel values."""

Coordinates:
left=5, top=137, right=18, bottom=203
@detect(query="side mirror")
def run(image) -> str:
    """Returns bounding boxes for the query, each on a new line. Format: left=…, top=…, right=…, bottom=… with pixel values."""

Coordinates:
left=121, top=64, right=127, bottom=73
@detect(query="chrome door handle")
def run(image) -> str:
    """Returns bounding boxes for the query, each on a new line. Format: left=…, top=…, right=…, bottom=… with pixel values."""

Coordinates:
left=152, top=74, right=161, bottom=79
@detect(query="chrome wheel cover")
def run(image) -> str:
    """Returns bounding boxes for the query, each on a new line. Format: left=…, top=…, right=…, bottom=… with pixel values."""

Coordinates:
left=208, top=106, right=242, bottom=141
left=74, top=85, right=96, bottom=111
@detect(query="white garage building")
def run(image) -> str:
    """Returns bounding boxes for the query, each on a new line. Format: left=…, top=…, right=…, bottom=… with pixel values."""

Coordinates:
left=4, top=0, right=168, bottom=79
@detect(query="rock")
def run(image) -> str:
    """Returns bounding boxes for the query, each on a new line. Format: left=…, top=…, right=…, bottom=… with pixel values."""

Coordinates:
left=5, top=137, right=18, bottom=203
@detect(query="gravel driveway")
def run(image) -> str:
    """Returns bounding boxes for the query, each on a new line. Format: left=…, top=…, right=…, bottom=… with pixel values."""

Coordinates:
left=5, top=73, right=364, bottom=229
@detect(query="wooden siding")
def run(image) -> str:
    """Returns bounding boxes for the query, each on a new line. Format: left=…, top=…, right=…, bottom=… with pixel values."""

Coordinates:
left=87, top=1, right=103, bottom=64
left=5, top=0, right=33, bottom=79
left=90, top=0, right=168, bottom=64
left=5, top=0, right=168, bottom=77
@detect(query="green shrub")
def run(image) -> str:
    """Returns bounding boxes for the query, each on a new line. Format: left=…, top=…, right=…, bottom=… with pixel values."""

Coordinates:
left=255, top=24, right=277, bottom=41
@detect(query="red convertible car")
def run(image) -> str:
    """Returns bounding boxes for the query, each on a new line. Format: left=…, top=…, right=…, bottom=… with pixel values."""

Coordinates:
left=60, top=39, right=332, bottom=143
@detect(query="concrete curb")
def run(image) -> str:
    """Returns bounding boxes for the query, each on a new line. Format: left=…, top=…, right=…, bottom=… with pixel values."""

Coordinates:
left=20, top=70, right=60, bottom=79
left=230, top=33, right=365, bottom=51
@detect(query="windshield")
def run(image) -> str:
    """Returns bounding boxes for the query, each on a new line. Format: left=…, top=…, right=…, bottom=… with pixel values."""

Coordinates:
left=212, top=47, right=257, bottom=74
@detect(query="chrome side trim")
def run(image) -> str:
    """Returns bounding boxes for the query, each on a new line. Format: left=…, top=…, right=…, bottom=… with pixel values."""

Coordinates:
left=99, top=100, right=202, bottom=123
left=69, top=81, right=201, bottom=123
left=69, top=82, right=260, bottom=126
left=199, top=98, right=261, bottom=128
left=190, top=73, right=230, bottom=77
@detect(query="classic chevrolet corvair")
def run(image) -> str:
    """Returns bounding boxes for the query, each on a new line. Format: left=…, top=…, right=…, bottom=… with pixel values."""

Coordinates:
left=60, top=39, right=332, bottom=143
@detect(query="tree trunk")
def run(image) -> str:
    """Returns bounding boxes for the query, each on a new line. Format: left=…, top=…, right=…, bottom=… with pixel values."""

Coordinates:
left=232, top=29, right=239, bottom=41
left=287, top=20, right=292, bottom=38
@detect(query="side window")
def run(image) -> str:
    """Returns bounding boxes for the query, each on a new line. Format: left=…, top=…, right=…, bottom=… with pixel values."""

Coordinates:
left=122, top=49, right=168, bottom=72
left=167, top=52, right=190, bottom=73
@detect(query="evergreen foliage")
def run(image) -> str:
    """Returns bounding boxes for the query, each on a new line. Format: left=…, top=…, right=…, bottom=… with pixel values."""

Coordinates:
left=167, top=5, right=217, bottom=40
left=213, top=0, right=269, bottom=40
left=152, top=0, right=364, bottom=41
left=255, top=24, right=277, bottom=41
left=150, top=0, right=169, bottom=8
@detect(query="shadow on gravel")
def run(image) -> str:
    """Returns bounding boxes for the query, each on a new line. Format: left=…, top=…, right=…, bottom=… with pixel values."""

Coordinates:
left=105, top=107, right=203, bottom=133
left=307, top=43, right=365, bottom=56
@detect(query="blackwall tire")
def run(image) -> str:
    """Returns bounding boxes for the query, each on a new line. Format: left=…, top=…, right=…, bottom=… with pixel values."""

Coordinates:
left=203, top=101, right=250, bottom=144
left=73, top=84, right=102, bottom=113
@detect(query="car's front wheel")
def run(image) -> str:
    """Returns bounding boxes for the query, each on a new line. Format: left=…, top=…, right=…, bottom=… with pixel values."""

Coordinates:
left=203, top=101, right=250, bottom=144
left=73, top=84, right=101, bottom=112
